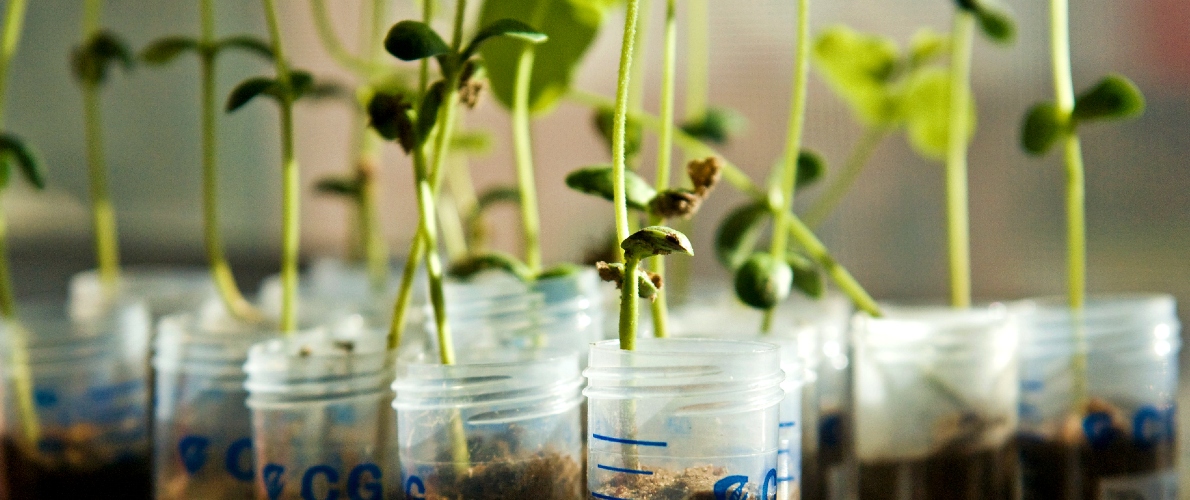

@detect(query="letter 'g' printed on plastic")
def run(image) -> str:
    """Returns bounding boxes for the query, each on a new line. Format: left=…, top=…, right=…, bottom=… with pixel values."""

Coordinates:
left=263, top=464, right=286, bottom=500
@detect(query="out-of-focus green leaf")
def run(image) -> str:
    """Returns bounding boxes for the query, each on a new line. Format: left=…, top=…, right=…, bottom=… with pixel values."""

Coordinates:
left=417, top=81, right=447, bottom=144
left=450, top=130, right=494, bottom=154
left=1021, top=102, right=1063, bottom=156
left=1072, top=74, right=1145, bottom=123
left=621, top=226, right=693, bottom=260
left=478, top=0, right=614, bottom=114
left=812, top=25, right=900, bottom=126
left=714, top=201, right=770, bottom=270
left=449, top=252, right=534, bottom=282
left=900, top=67, right=976, bottom=160
left=680, top=107, right=747, bottom=144
left=140, top=37, right=200, bottom=65
left=734, top=253, right=793, bottom=310
left=72, top=31, right=135, bottom=85
left=594, top=107, right=642, bottom=159
left=797, top=150, right=825, bottom=189
left=384, top=21, right=450, bottom=61
left=214, top=35, right=275, bottom=61
left=564, top=165, right=656, bottom=210
left=0, top=133, right=44, bottom=190
left=787, top=252, right=823, bottom=299
left=462, top=18, right=548, bottom=60
left=315, top=175, right=362, bottom=197
left=974, top=6, right=1016, bottom=44
left=909, top=28, right=949, bottom=68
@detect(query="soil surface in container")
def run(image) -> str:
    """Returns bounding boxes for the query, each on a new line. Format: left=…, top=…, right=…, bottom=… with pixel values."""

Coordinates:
left=1017, top=400, right=1175, bottom=500
left=594, top=465, right=766, bottom=500
left=157, top=472, right=252, bottom=500
left=409, top=433, right=583, bottom=500
left=1, top=437, right=152, bottom=499
left=802, top=409, right=852, bottom=500
left=857, top=443, right=1017, bottom=500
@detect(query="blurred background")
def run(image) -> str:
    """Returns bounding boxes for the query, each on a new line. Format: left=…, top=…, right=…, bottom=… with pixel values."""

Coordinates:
left=4, top=0, right=1188, bottom=414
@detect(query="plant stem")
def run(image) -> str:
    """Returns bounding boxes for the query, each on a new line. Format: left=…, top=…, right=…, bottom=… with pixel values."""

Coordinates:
left=762, top=0, right=811, bottom=332
left=683, top=0, right=708, bottom=122
left=200, top=0, right=261, bottom=322
left=261, top=0, right=301, bottom=333
left=788, top=216, right=881, bottom=316
left=81, top=0, right=121, bottom=290
left=647, top=0, right=678, bottom=338
left=627, top=0, right=650, bottom=115
left=358, top=133, right=389, bottom=290
left=413, top=146, right=454, bottom=364
left=418, top=0, right=431, bottom=97
left=0, top=0, right=27, bottom=319
left=1050, top=0, right=1084, bottom=312
left=309, top=0, right=379, bottom=76
left=620, top=257, right=641, bottom=350
left=945, top=12, right=974, bottom=309
left=803, top=126, right=889, bottom=229
left=511, top=5, right=546, bottom=273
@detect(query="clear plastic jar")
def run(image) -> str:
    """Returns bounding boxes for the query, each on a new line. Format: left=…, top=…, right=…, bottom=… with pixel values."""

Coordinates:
left=853, top=305, right=1019, bottom=500
left=1016, top=294, right=1180, bottom=499
left=69, top=266, right=214, bottom=320
left=152, top=302, right=306, bottom=499
left=243, top=328, right=395, bottom=500
left=392, top=351, right=584, bottom=500
left=585, top=338, right=785, bottom=499
left=0, top=299, right=152, bottom=498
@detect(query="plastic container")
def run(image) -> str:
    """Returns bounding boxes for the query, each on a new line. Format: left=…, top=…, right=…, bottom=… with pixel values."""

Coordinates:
left=585, top=338, right=785, bottom=499
left=152, top=301, right=309, bottom=499
left=0, top=299, right=152, bottom=498
left=1016, top=294, right=1181, bottom=499
left=852, top=305, right=1019, bottom=500
left=243, top=328, right=395, bottom=500
left=392, top=351, right=584, bottom=500
left=69, top=266, right=215, bottom=320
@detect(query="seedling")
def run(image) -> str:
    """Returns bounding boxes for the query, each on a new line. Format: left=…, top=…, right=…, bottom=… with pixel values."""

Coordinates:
left=73, top=0, right=134, bottom=290
left=140, top=0, right=275, bottom=322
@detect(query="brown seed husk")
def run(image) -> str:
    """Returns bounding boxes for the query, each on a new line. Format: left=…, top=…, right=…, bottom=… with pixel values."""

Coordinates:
left=687, top=157, right=723, bottom=197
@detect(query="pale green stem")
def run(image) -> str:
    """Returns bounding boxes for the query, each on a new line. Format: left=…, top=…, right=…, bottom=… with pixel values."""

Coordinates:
left=945, top=12, right=974, bottom=309
left=418, top=0, right=431, bottom=97
left=201, top=0, right=262, bottom=322
left=438, top=193, right=467, bottom=262
left=512, top=36, right=543, bottom=273
left=262, top=0, right=301, bottom=333
left=683, top=0, right=708, bottom=122
left=612, top=0, right=644, bottom=348
left=386, top=234, right=423, bottom=351
left=763, top=0, right=811, bottom=332
left=412, top=145, right=453, bottom=364
left=1050, top=0, right=1088, bottom=408
left=81, top=0, right=120, bottom=289
left=565, top=89, right=882, bottom=317
left=803, top=126, right=889, bottom=229
left=358, top=133, right=389, bottom=290
left=620, top=257, right=641, bottom=350
left=648, top=0, right=677, bottom=338
left=310, top=0, right=379, bottom=76
left=0, top=0, right=28, bottom=319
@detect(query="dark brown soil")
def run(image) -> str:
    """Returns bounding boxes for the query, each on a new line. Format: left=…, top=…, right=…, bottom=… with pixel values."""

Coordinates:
left=594, top=465, right=761, bottom=500
left=1, top=437, right=151, bottom=499
left=801, top=410, right=851, bottom=500
left=1017, top=407, right=1174, bottom=499
left=413, top=433, right=583, bottom=500
left=857, top=444, right=1017, bottom=500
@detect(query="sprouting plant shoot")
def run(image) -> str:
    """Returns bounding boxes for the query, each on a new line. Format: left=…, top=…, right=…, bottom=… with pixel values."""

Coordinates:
left=1020, top=0, right=1144, bottom=406
left=139, top=0, right=275, bottom=322
left=73, top=0, right=133, bottom=291
left=368, top=9, right=548, bottom=361
left=943, top=0, right=1015, bottom=308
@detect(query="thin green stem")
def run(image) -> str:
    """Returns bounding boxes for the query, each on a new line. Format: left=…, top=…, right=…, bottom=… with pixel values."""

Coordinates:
left=512, top=30, right=543, bottom=273
left=945, top=12, right=974, bottom=309
left=0, top=0, right=29, bottom=319
left=1050, top=0, right=1083, bottom=311
left=359, top=132, right=389, bottom=290
left=438, top=193, right=468, bottom=262
left=84, top=84, right=120, bottom=288
left=310, top=0, right=379, bottom=76
left=386, top=235, right=423, bottom=351
left=789, top=216, right=881, bottom=316
left=683, top=0, right=708, bottom=122
left=418, top=0, right=430, bottom=97
left=201, top=0, right=261, bottom=322
left=627, top=0, right=651, bottom=114
left=647, top=0, right=677, bottom=338
left=803, top=126, right=889, bottom=229
left=0, top=204, right=12, bottom=319
left=262, top=0, right=300, bottom=333
left=620, top=257, right=641, bottom=350
left=412, top=146, right=454, bottom=364
left=763, top=0, right=811, bottom=331
left=611, top=0, right=642, bottom=264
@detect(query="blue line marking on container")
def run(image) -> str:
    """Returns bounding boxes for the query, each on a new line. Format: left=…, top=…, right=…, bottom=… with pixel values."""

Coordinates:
left=779, top=421, right=796, bottom=428
left=778, top=448, right=791, bottom=455
left=591, top=434, right=668, bottom=447
left=777, top=476, right=795, bottom=483
left=592, top=493, right=629, bottom=500
left=598, top=464, right=654, bottom=475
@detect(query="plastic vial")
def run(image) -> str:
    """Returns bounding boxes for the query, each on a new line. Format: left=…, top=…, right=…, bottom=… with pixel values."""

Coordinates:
left=69, top=266, right=215, bottom=320
left=392, top=351, right=585, bottom=499
left=244, top=328, right=395, bottom=500
left=585, top=338, right=785, bottom=500
left=0, top=299, right=153, bottom=498
left=1016, top=294, right=1181, bottom=499
left=852, top=305, right=1019, bottom=500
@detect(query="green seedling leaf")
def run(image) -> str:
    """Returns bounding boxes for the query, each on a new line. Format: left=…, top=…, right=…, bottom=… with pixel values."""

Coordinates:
left=974, top=6, right=1016, bottom=44
left=140, top=37, right=200, bottom=65
left=909, top=28, right=949, bottom=68
left=1072, top=74, right=1145, bottom=123
left=418, top=81, right=448, bottom=144
left=621, top=226, right=693, bottom=260
left=596, top=261, right=662, bottom=300
left=1021, top=102, right=1063, bottom=156
left=315, top=175, right=363, bottom=197
left=734, top=253, right=793, bottom=310
left=73, top=31, right=135, bottom=85
left=225, top=77, right=276, bottom=111
left=680, top=107, right=747, bottom=144
left=462, top=19, right=548, bottom=61
left=787, top=252, right=824, bottom=299
left=451, top=130, right=493, bottom=154
left=714, top=201, right=770, bottom=269
left=537, top=263, right=583, bottom=280
left=479, top=0, right=614, bottom=113
left=476, top=186, right=522, bottom=211
left=564, top=165, right=656, bottom=210
left=449, top=252, right=534, bottom=282
left=214, top=35, right=275, bottom=61
left=900, top=67, right=976, bottom=160
left=0, top=133, right=45, bottom=190
left=797, top=150, right=825, bottom=189
left=813, top=25, right=900, bottom=126
left=367, top=92, right=416, bottom=151
left=594, top=107, right=642, bottom=160
left=385, top=20, right=451, bottom=61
